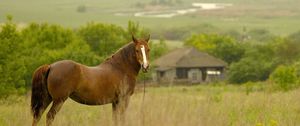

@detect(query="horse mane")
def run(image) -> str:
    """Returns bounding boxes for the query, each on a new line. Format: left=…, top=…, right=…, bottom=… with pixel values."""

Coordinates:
left=103, top=42, right=140, bottom=74
left=104, top=42, right=134, bottom=60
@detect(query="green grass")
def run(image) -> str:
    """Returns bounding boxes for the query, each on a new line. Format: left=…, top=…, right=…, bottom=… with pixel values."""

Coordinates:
left=1, top=0, right=300, bottom=35
left=0, top=84, right=299, bottom=126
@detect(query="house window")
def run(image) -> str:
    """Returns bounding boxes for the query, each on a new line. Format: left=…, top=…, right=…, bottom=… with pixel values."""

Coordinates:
left=176, top=68, right=188, bottom=79
left=207, top=70, right=221, bottom=75
left=159, top=71, right=165, bottom=77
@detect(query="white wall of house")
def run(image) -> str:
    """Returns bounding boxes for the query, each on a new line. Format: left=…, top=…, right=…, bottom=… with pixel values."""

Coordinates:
left=154, top=68, right=176, bottom=84
left=154, top=67, right=225, bottom=84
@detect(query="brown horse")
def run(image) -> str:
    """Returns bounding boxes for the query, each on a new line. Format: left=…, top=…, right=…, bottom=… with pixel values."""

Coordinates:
left=31, top=35, right=150, bottom=126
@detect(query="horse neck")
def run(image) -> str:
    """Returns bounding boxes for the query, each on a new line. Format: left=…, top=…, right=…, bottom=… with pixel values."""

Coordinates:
left=105, top=43, right=141, bottom=76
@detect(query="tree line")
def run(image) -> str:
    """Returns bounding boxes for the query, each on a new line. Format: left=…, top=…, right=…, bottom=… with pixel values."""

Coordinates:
left=1, top=15, right=300, bottom=97
left=0, top=16, right=167, bottom=97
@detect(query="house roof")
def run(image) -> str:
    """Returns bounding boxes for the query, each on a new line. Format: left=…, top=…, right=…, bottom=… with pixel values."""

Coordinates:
left=153, top=47, right=227, bottom=70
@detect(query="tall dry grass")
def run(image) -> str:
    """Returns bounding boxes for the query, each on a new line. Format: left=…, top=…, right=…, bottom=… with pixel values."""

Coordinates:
left=0, top=85, right=299, bottom=126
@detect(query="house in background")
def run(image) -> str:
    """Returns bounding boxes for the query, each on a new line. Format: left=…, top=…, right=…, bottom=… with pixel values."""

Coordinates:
left=152, top=47, right=227, bottom=84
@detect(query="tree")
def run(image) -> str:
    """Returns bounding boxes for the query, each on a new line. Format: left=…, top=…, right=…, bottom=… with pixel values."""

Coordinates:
left=20, top=23, right=100, bottom=87
left=227, top=42, right=277, bottom=84
left=77, top=22, right=128, bottom=57
left=185, top=33, right=244, bottom=64
left=0, top=16, right=26, bottom=97
left=228, top=57, right=273, bottom=84
left=270, top=65, right=298, bottom=91
left=149, top=38, right=168, bottom=60
left=273, top=36, right=300, bottom=64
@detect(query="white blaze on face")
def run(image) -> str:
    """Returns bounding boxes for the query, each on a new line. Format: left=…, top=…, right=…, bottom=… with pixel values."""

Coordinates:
left=141, top=45, right=148, bottom=68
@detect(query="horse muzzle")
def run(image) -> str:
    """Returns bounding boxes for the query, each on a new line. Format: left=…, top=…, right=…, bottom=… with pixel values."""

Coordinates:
left=142, top=63, right=149, bottom=73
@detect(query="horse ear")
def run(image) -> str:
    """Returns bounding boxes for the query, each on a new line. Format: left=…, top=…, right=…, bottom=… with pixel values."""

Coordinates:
left=132, top=34, right=138, bottom=44
left=145, top=34, right=150, bottom=42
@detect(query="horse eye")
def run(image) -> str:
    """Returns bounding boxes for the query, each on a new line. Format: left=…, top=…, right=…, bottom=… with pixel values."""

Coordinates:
left=136, top=50, right=139, bottom=52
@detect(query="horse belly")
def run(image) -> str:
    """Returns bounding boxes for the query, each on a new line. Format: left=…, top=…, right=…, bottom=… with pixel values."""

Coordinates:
left=69, top=91, right=115, bottom=105
left=69, top=79, right=117, bottom=105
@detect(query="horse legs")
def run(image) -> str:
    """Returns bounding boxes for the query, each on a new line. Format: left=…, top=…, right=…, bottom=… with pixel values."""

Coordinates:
left=46, top=99, right=65, bottom=126
left=112, top=96, right=130, bottom=126
left=32, top=99, right=52, bottom=126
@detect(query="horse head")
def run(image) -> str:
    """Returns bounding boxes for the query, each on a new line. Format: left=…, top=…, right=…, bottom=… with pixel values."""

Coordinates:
left=132, top=34, right=150, bottom=73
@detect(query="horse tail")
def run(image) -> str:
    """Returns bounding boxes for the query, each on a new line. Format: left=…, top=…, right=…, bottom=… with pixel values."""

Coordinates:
left=31, top=64, right=51, bottom=118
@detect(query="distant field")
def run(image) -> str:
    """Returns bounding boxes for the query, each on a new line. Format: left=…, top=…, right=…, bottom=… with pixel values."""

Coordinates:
left=0, top=85, right=299, bottom=126
left=1, top=0, right=300, bottom=35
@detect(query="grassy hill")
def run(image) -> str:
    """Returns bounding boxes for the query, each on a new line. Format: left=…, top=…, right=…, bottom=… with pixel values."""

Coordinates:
left=1, top=0, right=300, bottom=35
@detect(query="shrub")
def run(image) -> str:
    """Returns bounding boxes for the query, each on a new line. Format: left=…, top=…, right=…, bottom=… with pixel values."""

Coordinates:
left=185, top=33, right=245, bottom=64
left=0, top=16, right=26, bottom=98
left=270, top=65, right=298, bottom=91
left=293, top=62, right=300, bottom=77
left=77, top=22, right=128, bottom=56
left=228, top=58, right=273, bottom=84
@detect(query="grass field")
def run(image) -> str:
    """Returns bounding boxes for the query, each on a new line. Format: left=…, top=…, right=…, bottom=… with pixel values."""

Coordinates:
left=1, top=0, right=300, bottom=35
left=0, top=84, right=299, bottom=126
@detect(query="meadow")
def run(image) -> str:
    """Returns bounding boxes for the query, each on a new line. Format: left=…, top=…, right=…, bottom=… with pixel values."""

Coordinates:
left=1, top=0, right=300, bottom=126
left=1, top=0, right=300, bottom=35
left=0, top=84, right=299, bottom=126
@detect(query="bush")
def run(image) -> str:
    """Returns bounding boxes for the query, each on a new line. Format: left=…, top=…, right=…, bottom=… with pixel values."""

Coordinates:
left=0, top=16, right=26, bottom=98
left=293, top=62, right=300, bottom=77
left=185, top=33, right=245, bottom=64
left=270, top=65, right=298, bottom=91
left=228, top=58, right=273, bottom=84
left=77, top=22, right=128, bottom=56
left=19, top=23, right=101, bottom=87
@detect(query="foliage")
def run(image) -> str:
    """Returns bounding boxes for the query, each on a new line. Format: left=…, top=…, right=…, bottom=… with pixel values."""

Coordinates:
left=273, top=37, right=300, bottom=64
left=77, top=21, right=150, bottom=58
left=0, top=16, right=26, bottom=97
left=228, top=57, right=273, bottom=84
left=270, top=65, right=298, bottom=91
left=77, top=22, right=128, bottom=57
left=293, top=61, right=300, bottom=78
left=227, top=40, right=280, bottom=84
left=185, top=33, right=245, bottom=64
left=149, top=38, right=168, bottom=60
left=0, top=17, right=164, bottom=97
left=19, top=23, right=101, bottom=87
left=184, top=31, right=300, bottom=85
left=127, top=20, right=150, bottom=38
